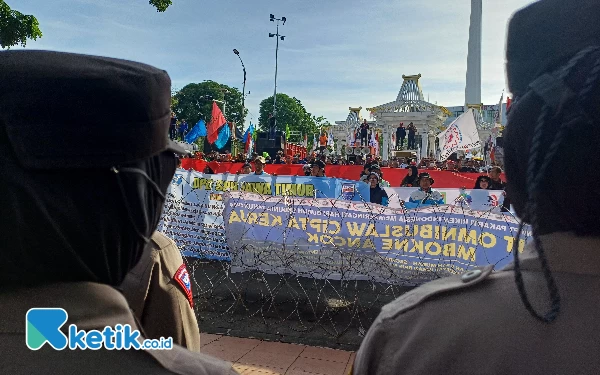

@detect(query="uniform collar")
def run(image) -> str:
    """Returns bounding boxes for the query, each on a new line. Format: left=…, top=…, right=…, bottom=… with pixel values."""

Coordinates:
left=0, top=282, right=137, bottom=334
left=504, top=232, right=600, bottom=275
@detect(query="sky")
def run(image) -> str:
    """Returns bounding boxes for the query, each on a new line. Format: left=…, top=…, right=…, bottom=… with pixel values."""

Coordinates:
left=14, top=0, right=534, bottom=127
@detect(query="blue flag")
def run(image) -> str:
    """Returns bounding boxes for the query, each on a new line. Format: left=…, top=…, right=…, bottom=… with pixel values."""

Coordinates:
left=214, top=124, right=231, bottom=150
left=243, top=123, right=255, bottom=144
left=184, top=119, right=207, bottom=143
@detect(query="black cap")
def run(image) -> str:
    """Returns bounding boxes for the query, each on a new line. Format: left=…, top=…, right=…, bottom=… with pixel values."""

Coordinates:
left=0, top=50, right=185, bottom=170
left=369, top=164, right=381, bottom=171
left=506, top=0, right=600, bottom=97
left=313, top=160, right=326, bottom=169
left=417, top=172, right=434, bottom=184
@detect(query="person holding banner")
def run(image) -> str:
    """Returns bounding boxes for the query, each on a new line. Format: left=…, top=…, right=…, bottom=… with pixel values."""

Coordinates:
left=353, top=1, right=600, bottom=374
left=400, top=166, right=419, bottom=187
left=408, top=173, right=443, bottom=207
left=253, top=156, right=270, bottom=175
left=473, top=175, right=492, bottom=190
left=489, top=166, right=511, bottom=212
left=239, top=163, right=253, bottom=175
left=303, top=164, right=312, bottom=176
left=311, top=160, right=326, bottom=177
left=369, top=165, right=390, bottom=187
left=368, top=172, right=388, bottom=206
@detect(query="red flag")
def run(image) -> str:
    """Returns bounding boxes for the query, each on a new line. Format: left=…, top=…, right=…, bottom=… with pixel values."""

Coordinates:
left=207, top=102, right=227, bottom=144
left=506, top=96, right=512, bottom=111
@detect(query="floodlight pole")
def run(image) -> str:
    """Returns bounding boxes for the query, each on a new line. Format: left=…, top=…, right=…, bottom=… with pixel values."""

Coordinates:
left=269, top=14, right=286, bottom=139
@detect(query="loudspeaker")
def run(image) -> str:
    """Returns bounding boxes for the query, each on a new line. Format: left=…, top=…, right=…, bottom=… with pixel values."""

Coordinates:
left=255, top=132, right=284, bottom=152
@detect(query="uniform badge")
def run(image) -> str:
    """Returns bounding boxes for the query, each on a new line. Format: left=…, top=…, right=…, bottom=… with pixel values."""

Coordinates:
left=174, top=264, right=194, bottom=308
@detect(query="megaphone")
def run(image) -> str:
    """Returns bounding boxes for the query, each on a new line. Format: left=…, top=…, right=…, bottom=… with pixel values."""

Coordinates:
left=345, top=146, right=354, bottom=155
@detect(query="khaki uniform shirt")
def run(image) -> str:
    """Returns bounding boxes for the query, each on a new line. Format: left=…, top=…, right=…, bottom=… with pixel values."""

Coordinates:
left=0, top=282, right=237, bottom=374
left=121, top=232, right=201, bottom=352
left=353, top=232, right=600, bottom=375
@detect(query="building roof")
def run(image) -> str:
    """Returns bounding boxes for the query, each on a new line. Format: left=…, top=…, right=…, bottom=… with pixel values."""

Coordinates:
left=367, top=74, right=447, bottom=117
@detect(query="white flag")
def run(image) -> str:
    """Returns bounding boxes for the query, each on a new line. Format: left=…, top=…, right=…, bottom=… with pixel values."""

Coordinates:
left=327, top=132, right=334, bottom=147
left=369, top=131, right=376, bottom=148
left=246, top=137, right=254, bottom=158
left=437, top=109, right=481, bottom=161
left=495, top=91, right=503, bottom=124
left=312, top=134, right=317, bottom=152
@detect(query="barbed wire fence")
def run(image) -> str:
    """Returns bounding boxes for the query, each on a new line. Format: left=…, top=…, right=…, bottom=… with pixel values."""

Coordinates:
left=159, top=173, right=527, bottom=350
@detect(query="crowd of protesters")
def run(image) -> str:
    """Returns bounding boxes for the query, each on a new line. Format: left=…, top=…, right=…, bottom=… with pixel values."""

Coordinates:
left=183, top=148, right=507, bottom=191
left=181, top=148, right=509, bottom=211
left=186, top=148, right=501, bottom=180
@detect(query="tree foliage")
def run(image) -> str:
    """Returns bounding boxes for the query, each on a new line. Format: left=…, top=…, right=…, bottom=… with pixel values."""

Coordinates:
left=148, top=0, right=172, bottom=12
left=258, top=93, right=321, bottom=139
left=0, top=1, right=42, bottom=49
left=172, top=80, right=246, bottom=131
left=0, top=0, right=171, bottom=49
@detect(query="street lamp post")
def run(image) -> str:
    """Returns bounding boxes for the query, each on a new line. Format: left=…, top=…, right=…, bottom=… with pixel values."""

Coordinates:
left=232, top=49, right=246, bottom=123
left=269, top=14, right=286, bottom=139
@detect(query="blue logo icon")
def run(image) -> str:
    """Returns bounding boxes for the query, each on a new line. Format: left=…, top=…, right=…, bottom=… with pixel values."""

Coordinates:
left=172, top=174, right=184, bottom=186
left=26, top=308, right=173, bottom=351
left=26, top=308, right=68, bottom=350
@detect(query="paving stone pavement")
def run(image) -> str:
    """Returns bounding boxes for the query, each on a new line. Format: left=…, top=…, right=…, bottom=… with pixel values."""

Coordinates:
left=201, top=333, right=355, bottom=375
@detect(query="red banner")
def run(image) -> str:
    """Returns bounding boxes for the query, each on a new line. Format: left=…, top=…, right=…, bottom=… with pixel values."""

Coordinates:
left=179, top=160, right=498, bottom=188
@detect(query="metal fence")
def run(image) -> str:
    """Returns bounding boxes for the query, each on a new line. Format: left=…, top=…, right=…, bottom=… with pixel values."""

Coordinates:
left=162, top=175, right=523, bottom=350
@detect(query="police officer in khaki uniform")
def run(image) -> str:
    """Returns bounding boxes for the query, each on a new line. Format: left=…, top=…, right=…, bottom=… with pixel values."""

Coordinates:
left=353, top=1, right=600, bottom=374
left=121, top=232, right=201, bottom=352
left=0, top=50, right=237, bottom=374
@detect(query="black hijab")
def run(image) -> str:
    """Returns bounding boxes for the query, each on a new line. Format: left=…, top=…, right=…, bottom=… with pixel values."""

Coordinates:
left=0, top=130, right=176, bottom=287
left=401, top=166, right=419, bottom=187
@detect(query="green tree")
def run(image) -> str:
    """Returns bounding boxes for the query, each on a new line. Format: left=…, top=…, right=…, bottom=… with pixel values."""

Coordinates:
left=148, top=0, right=172, bottom=12
left=312, top=115, right=329, bottom=129
left=172, top=80, right=246, bottom=131
left=258, top=93, right=320, bottom=140
left=0, top=1, right=171, bottom=49
left=0, top=1, right=42, bottom=49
